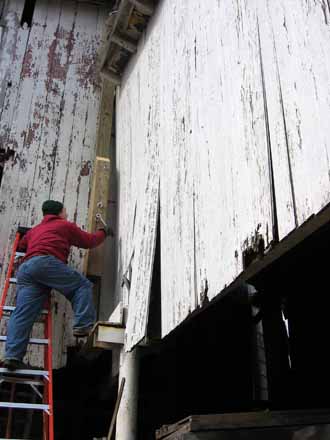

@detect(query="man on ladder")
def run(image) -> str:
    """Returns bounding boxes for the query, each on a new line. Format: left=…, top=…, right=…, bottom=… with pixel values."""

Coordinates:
left=0, top=200, right=112, bottom=371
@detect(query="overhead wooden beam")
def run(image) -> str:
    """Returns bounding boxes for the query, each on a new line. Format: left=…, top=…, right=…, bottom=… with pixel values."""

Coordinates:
left=129, top=0, right=154, bottom=16
left=111, top=33, right=137, bottom=53
left=100, top=0, right=129, bottom=68
left=100, top=68, right=121, bottom=86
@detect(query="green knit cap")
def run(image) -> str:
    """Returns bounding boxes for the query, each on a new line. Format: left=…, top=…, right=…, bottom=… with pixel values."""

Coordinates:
left=42, top=200, right=64, bottom=216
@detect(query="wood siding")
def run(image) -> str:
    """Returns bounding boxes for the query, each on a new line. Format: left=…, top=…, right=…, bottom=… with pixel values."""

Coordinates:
left=116, top=0, right=330, bottom=349
left=0, top=0, right=109, bottom=367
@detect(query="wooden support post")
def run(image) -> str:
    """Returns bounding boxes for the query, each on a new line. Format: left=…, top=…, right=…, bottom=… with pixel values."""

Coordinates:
left=84, top=157, right=111, bottom=277
left=111, top=33, right=137, bottom=53
left=107, top=378, right=126, bottom=440
left=116, top=348, right=140, bottom=440
left=129, top=0, right=154, bottom=16
left=261, top=295, right=291, bottom=405
left=97, top=81, right=116, bottom=158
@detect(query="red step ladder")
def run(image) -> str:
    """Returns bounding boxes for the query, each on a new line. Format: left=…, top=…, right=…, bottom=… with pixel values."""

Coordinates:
left=0, top=227, right=54, bottom=440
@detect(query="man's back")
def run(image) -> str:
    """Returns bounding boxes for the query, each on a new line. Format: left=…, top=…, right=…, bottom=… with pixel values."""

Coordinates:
left=20, top=214, right=105, bottom=263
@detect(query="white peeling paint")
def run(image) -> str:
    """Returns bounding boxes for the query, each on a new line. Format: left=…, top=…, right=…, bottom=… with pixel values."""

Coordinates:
left=0, top=0, right=109, bottom=368
left=116, top=0, right=330, bottom=346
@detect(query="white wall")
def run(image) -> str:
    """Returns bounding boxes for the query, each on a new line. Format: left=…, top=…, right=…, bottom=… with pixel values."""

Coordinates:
left=116, top=0, right=330, bottom=350
left=0, top=0, right=109, bottom=367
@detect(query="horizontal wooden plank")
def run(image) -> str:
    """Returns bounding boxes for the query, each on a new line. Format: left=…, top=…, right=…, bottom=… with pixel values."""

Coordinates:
left=158, top=425, right=330, bottom=440
left=156, top=410, right=330, bottom=439
left=129, top=0, right=154, bottom=16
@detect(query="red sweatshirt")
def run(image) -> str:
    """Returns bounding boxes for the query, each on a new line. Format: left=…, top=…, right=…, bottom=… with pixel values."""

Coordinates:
left=18, top=215, right=106, bottom=263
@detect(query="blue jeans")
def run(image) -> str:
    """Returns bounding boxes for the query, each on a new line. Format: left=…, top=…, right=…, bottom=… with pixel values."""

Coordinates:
left=5, top=255, right=96, bottom=361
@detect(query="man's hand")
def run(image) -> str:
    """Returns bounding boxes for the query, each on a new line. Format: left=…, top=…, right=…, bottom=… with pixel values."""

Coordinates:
left=99, top=226, right=114, bottom=237
left=95, top=214, right=114, bottom=237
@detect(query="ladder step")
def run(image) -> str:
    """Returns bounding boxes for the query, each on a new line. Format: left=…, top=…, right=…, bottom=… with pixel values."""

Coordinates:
left=0, top=375, right=44, bottom=386
left=9, top=278, right=17, bottom=284
left=0, top=401, right=49, bottom=411
left=15, top=252, right=26, bottom=257
left=1, top=305, right=48, bottom=314
left=0, top=336, right=49, bottom=345
left=0, top=367, right=48, bottom=378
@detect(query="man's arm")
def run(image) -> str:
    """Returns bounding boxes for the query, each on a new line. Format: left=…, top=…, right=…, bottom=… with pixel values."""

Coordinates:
left=68, top=222, right=106, bottom=249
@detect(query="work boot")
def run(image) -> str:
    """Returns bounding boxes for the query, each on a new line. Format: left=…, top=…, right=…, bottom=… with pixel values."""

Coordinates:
left=0, top=358, right=30, bottom=371
left=73, top=325, right=94, bottom=338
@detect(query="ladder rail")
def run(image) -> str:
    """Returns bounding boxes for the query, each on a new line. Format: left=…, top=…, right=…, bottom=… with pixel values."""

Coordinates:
left=46, top=297, right=54, bottom=440
left=0, top=228, right=55, bottom=440
left=0, top=233, right=20, bottom=320
left=5, top=383, right=15, bottom=439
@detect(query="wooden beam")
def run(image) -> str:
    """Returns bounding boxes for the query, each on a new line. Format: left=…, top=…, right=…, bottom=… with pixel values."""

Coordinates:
left=100, top=68, right=121, bottom=86
left=107, top=378, right=126, bottom=440
left=78, top=322, right=125, bottom=356
left=129, top=0, right=154, bottom=16
left=100, top=0, right=129, bottom=68
left=97, top=322, right=125, bottom=347
left=97, top=80, right=116, bottom=158
left=87, top=321, right=125, bottom=350
left=84, top=157, right=111, bottom=277
left=111, top=33, right=137, bottom=53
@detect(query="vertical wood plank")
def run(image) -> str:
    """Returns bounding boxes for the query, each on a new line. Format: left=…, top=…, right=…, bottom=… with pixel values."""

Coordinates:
left=27, top=0, right=75, bottom=226
left=0, top=1, right=29, bottom=141
left=117, top=9, right=161, bottom=349
left=159, top=0, right=195, bottom=335
left=265, top=0, right=330, bottom=224
left=0, top=0, right=50, bottom=280
left=257, top=2, right=298, bottom=239
left=84, top=156, right=111, bottom=277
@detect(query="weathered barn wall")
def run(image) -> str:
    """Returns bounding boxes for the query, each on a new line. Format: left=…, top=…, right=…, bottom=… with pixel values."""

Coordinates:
left=0, top=0, right=110, bottom=367
left=116, top=0, right=330, bottom=350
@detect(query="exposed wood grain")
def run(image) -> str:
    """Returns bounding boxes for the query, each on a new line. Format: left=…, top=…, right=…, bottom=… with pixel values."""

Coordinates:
left=84, top=156, right=111, bottom=277
left=97, top=79, right=115, bottom=157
